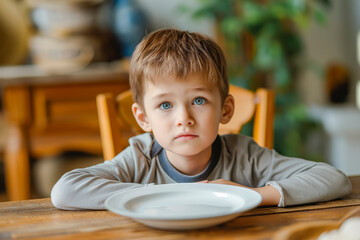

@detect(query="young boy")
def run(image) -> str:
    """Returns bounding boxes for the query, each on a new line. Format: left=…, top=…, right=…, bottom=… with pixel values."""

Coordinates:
left=51, top=29, right=351, bottom=210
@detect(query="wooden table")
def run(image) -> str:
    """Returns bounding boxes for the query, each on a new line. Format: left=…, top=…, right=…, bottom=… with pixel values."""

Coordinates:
left=0, top=61, right=130, bottom=201
left=1, top=176, right=359, bottom=240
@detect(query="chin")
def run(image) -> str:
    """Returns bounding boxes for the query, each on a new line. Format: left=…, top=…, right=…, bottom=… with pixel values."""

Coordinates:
left=172, top=146, right=210, bottom=157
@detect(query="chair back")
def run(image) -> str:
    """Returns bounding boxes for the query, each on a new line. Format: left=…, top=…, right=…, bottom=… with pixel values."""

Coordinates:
left=219, top=86, right=274, bottom=149
left=96, top=92, right=143, bottom=161
left=96, top=85, right=274, bottom=160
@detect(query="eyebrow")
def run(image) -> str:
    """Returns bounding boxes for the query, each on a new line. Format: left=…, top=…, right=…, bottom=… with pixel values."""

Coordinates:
left=192, top=87, right=213, bottom=93
left=151, top=87, right=213, bottom=100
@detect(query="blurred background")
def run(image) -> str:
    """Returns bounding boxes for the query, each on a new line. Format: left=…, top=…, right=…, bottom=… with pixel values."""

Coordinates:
left=1, top=0, right=360, bottom=201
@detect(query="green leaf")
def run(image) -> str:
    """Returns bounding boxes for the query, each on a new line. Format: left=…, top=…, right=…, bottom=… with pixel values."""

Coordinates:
left=293, top=12, right=311, bottom=28
left=285, top=0, right=306, bottom=12
left=313, top=7, right=327, bottom=25
left=179, top=0, right=333, bottom=159
left=242, top=1, right=265, bottom=24
left=254, top=34, right=283, bottom=70
left=269, top=4, right=288, bottom=19
left=274, top=60, right=290, bottom=87
left=220, top=17, right=244, bottom=36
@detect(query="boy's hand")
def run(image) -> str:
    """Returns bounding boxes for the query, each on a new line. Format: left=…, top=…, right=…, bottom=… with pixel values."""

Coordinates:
left=197, top=179, right=247, bottom=188
left=208, top=179, right=248, bottom=188
left=201, top=179, right=281, bottom=206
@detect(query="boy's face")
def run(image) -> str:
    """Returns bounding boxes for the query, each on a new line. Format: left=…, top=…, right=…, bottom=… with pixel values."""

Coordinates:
left=132, top=72, right=234, bottom=159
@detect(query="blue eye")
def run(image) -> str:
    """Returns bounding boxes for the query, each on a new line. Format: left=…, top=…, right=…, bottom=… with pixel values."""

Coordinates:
left=193, top=97, right=207, bottom=105
left=160, top=102, right=172, bottom=110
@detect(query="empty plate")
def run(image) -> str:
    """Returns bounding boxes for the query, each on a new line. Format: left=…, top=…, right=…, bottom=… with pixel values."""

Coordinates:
left=105, top=183, right=262, bottom=230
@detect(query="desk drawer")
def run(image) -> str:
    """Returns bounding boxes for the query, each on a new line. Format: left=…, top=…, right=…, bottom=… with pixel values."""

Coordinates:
left=32, top=82, right=129, bottom=131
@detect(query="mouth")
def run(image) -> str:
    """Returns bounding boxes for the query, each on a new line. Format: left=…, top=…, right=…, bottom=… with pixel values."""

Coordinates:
left=175, top=134, right=198, bottom=140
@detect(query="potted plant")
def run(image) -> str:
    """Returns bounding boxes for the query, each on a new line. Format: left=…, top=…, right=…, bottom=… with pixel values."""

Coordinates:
left=181, top=0, right=331, bottom=159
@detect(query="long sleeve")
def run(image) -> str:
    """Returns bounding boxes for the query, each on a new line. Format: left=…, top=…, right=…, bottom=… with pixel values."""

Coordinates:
left=219, top=134, right=352, bottom=207
left=264, top=151, right=352, bottom=206
left=51, top=133, right=161, bottom=210
left=51, top=161, right=146, bottom=210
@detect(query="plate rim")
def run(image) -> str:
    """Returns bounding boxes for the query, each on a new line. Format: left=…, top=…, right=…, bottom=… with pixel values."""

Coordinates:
left=105, top=183, right=262, bottom=221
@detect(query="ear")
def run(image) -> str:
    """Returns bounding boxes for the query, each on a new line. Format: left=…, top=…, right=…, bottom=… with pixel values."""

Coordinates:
left=132, top=103, right=152, bottom=132
left=220, top=94, right=235, bottom=124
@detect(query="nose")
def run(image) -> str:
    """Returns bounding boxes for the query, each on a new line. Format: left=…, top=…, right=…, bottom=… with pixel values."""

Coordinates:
left=176, top=106, right=194, bottom=127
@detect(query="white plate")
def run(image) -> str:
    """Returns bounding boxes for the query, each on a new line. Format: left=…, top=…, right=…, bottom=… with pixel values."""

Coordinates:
left=105, top=183, right=262, bottom=230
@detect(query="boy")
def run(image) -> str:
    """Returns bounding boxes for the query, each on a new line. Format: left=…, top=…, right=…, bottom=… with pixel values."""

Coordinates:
left=51, top=29, right=351, bottom=210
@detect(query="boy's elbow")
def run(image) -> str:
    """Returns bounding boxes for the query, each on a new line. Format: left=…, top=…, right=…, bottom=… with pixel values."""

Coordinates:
left=51, top=183, right=67, bottom=210
left=333, top=169, right=353, bottom=197
left=51, top=181, right=77, bottom=210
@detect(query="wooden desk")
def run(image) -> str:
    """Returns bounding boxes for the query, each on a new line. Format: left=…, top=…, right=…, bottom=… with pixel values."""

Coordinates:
left=0, top=61, right=130, bottom=201
left=0, top=176, right=359, bottom=240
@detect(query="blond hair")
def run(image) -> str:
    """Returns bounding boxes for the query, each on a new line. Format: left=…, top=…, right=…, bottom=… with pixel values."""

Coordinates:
left=129, top=28, right=229, bottom=107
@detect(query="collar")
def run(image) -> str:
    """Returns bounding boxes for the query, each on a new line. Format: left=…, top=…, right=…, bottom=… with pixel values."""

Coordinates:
left=151, top=136, right=221, bottom=182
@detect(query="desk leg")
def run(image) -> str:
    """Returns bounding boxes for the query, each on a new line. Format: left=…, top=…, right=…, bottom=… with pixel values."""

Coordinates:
left=3, top=86, right=32, bottom=200
left=4, top=124, right=31, bottom=200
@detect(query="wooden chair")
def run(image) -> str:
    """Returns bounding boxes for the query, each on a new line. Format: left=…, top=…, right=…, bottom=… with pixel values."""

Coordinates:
left=96, top=90, right=143, bottom=161
left=219, top=85, right=275, bottom=149
left=96, top=85, right=275, bottom=160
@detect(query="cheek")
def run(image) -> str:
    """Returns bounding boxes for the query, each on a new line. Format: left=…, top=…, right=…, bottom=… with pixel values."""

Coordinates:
left=148, top=114, right=172, bottom=130
left=198, top=112, right=220, bottom=131
left=201, top=107, right=222, bottom=123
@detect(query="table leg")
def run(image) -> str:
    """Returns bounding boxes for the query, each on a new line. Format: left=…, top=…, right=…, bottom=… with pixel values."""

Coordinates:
left=2, top=86, right=32, bottom=201
left=4, top=124, right=31, bottom=200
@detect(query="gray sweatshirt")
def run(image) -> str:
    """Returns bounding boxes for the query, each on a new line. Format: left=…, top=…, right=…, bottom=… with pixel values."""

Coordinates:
left=51, top=133, right=352, bottom=210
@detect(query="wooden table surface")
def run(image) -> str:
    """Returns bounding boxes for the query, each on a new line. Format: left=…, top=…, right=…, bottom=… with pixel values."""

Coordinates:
left=1, top=176, right=360, bottom=240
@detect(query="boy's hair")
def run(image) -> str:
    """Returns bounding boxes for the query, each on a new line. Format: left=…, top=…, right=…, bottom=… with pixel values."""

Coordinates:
left=129, top=28, right=229, bottom=107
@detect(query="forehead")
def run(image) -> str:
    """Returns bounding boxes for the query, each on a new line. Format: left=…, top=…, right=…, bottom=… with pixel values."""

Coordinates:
left=143, top=72, right=216, bottom=93
left=146, top=70, right=208, bottom=84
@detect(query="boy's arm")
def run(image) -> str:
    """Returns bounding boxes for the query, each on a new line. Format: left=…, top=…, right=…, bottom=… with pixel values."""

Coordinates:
left=219, top=135, right=352, bottom=207
left=51, top=162, right=147, bottom=210
left=263, top=159, right=352, bottom=207
left=51, top=134, right=157, bottom=210
left=252, top=148, right=352, bottom=207
left=252, top=185, right=281, bottom=206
